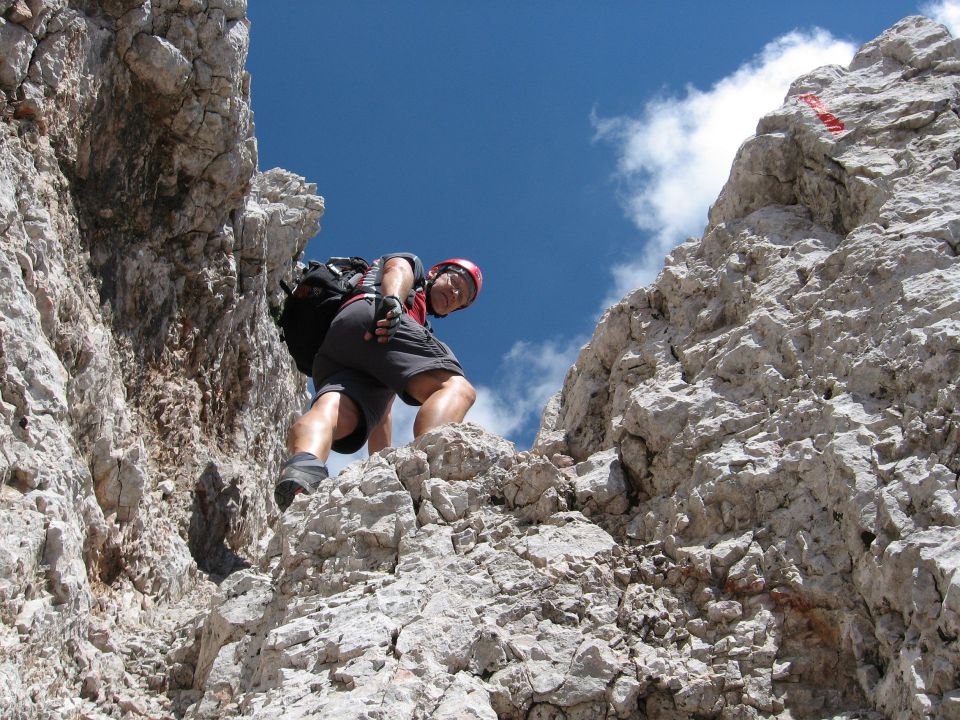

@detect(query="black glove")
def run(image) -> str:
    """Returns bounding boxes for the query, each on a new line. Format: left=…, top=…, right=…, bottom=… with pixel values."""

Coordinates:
left=372, top=294, right=403, bottom=342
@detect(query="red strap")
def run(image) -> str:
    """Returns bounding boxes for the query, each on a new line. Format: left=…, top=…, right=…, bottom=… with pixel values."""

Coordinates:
left=339, top=293, right=375, bottom=312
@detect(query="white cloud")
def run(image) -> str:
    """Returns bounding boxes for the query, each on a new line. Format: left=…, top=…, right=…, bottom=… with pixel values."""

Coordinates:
left=467, top=387, right=525, bottom=439
left=594, top=29, right=857, bottom=306
left=921, top=0, right=960, bottom=34
left=468, top=337, right=583, bottom=443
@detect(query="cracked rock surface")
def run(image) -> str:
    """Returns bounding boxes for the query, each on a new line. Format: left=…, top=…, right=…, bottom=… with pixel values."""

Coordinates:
left=1, top=5, right=959, bottom=720
left=543, top=14, right=960, bottom=720
left=1, top=1, right=319, bottom=717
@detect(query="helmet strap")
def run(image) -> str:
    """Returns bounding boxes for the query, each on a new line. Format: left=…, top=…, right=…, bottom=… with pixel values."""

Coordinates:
left=424, top=278, right=447, bottom=318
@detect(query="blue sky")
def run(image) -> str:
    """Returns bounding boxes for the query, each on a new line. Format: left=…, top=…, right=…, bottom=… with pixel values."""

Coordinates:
left=246, top=1, right=957, bottom=472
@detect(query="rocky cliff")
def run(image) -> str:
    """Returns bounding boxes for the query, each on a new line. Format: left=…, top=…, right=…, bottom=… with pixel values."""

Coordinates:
left=0, top=1, right=321, bottom=717
left=1, top=5, right=958, bottom=720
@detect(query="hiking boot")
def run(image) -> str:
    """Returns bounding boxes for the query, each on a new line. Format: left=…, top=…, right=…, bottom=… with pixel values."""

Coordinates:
left=274, top=463, right=329, bottom=512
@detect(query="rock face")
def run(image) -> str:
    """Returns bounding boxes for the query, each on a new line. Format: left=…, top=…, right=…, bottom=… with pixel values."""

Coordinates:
left=1, top=5, right=959, bottom=720
left=543, top=14, right=960, bottom=720
left=0, top=1, right=320, bottom=717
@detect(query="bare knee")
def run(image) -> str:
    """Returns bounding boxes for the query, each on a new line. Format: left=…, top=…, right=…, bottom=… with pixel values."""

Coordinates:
left=409, top=372, right=477, bottom=437
left=406, top=371, right=476, bottom=406
left=288, top=408, right=320, bottom=446
left=292, top=393, right=338, bottom=430
left=287, top=392, right=360, bottom=456
left=448, top=375, right=477, bottom=408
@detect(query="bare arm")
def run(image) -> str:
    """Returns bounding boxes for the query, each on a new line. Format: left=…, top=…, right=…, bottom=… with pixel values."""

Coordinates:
left=379, top=256, right=415, bottom=299
left=365, top=256, right=415, bottom=343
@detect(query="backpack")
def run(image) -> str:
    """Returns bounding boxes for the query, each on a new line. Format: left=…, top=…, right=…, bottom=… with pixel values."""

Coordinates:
left=278, top=256, right=370, bottom=375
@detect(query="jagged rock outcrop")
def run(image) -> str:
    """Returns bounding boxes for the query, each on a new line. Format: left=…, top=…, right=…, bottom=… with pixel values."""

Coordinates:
left=543, top=14, right=960, bottom=720
left=1, top=1, right=319, bottom=717
left=2, top=4, right=959, bottom=720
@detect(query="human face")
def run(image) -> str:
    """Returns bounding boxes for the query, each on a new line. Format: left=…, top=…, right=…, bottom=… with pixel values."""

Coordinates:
left=429, top=269, right=473, bottom=315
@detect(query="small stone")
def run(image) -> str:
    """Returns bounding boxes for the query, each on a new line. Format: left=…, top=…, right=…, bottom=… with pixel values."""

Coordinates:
left=610, top=675, right=643, bottom=717
left=80, top=671, right=102, bottom=700
left=8, top=1, right=32, bottom=23
left=125, top=34, right=192, bottom=96
left=0, top=18, right=35, bottom=92
left=705, top=600, right=743, bottom=624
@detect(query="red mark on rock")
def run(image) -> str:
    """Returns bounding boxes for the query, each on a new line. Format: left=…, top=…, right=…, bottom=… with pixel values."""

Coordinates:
left=797, top=93, right=845, bottom=134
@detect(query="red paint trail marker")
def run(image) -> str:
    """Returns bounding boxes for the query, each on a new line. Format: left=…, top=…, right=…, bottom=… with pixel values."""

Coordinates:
left=797, top=93, right=845, bottom=134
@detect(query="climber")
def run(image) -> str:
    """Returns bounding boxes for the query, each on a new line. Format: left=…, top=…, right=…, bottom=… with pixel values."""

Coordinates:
left=274, top=253, right=482, bottom=511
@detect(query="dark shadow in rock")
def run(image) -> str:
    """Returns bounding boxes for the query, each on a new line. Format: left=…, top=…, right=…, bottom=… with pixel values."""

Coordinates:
left=188, top=462, right=251, bottom=580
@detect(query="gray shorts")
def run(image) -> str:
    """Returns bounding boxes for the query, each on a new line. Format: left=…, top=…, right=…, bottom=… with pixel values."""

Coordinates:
left=311, top=298, right=464, bottom=453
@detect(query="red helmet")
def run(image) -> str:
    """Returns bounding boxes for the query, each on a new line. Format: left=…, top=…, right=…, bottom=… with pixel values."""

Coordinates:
left=428, top=258, right=483, bottom=307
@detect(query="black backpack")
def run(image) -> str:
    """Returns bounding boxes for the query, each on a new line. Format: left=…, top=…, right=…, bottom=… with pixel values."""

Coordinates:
left=278, top=256, right=370, bottom=375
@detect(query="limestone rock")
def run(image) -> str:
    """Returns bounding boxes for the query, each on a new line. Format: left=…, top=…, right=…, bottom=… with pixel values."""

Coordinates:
left=124, top=33, right=192, bottom=96
left=0, top=18, right=35, bottom=92
left=571, top=447, right=630, bottom=516
left=1, top=6, right=958, bottom=720
left=186, top=424, right=634, bottom=719
left=0, top=1, right=319, bottom=716
left=541, top=14, right=960, bottom=719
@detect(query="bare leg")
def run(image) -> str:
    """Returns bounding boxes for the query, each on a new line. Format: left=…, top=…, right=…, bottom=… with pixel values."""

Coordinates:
left=287, top=391, right=361, bottom=463
left=367, top=396, right=395, bottom=454
left=404, top=371, right=476, bottom=438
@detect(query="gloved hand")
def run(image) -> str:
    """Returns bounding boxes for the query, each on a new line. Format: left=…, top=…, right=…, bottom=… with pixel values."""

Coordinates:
left=369, top=294, right=403, bottom=343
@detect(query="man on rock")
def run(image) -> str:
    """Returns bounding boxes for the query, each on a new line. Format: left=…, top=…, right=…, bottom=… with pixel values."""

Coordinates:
left=274, top=253, right=482, bottom=511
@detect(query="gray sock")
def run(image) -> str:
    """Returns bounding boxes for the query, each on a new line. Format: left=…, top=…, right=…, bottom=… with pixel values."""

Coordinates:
left=284, top=452, right=328, bottom=474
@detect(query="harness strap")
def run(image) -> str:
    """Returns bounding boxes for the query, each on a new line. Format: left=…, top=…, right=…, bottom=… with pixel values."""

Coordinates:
left=339, top=292, right=377, bottom=312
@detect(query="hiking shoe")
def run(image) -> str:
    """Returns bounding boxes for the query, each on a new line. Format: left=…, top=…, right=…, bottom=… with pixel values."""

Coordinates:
left=274, top=464, right=328, bottom=512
